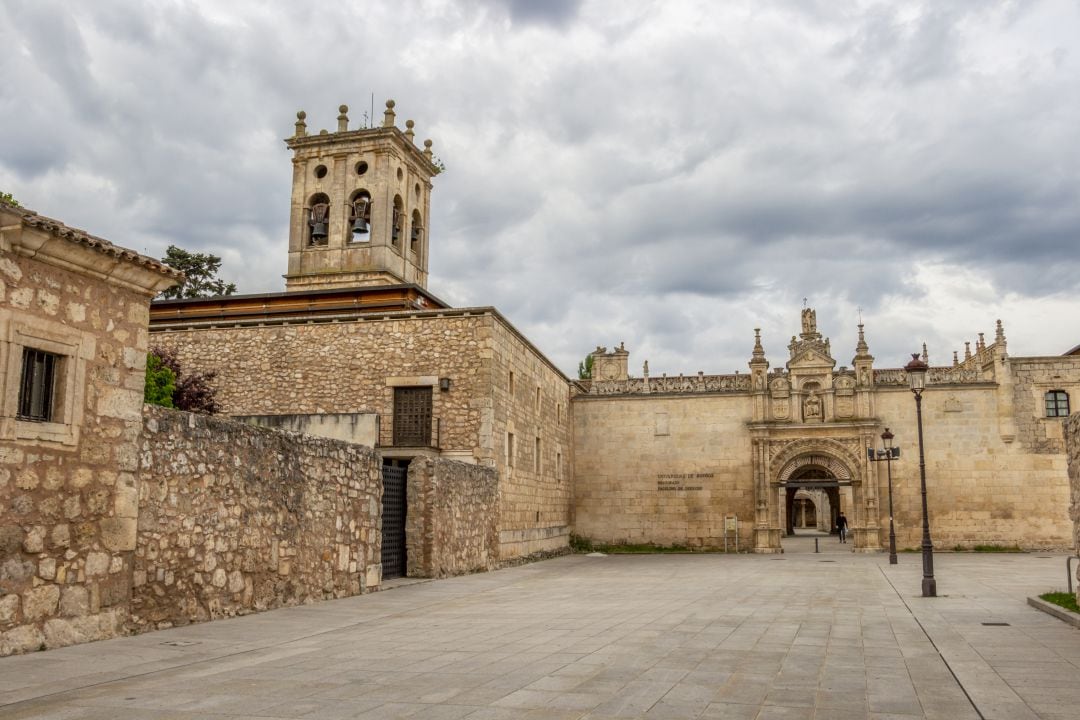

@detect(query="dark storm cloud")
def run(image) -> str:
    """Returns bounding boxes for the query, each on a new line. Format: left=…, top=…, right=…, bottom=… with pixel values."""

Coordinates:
left=2, top=0, right=1078, bottom=375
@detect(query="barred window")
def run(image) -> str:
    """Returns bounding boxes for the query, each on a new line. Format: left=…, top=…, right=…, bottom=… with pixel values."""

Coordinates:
left=18, top=348, right=60, bottom=422
left=1045, top=390, right=1070, bottom=418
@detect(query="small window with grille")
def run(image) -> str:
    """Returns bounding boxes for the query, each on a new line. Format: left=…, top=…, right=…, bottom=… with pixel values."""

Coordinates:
left=18, top=348, right=60, bottom=422
left=1045, top=390, right=1070, bottom=418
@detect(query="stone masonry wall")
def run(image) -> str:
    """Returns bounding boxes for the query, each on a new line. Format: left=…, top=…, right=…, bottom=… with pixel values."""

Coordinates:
left=1066, top=413, right=1080, bottom=604
left=1010, top=358, right=1080, bottom=454
left=406, top=457, right=498, bottom=578
left=488, top=318, right=574, bottom=559
left=132, top=406, right=381, bottom=631
left=1, top=251, right=154, bottom=656
left=151, top=314, right=488, bottom=453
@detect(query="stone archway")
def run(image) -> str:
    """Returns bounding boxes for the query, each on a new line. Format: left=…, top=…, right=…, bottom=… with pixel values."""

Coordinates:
left=752, top=437, right=880, bottom=553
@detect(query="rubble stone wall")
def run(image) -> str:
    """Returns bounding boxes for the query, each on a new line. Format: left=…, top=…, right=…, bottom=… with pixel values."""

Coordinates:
left=406, top=457, right=498, bottom=578
left=132, top=406, right=381, bottom=631
left=0, top=248, right=155, bottom=656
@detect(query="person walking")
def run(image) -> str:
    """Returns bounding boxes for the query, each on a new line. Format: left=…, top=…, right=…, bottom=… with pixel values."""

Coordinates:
left=837, top=512, right=848, bottom=543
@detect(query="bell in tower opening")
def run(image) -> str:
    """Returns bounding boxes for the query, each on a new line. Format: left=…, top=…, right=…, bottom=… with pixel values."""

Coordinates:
left=284, top=100, right=439, bottom=292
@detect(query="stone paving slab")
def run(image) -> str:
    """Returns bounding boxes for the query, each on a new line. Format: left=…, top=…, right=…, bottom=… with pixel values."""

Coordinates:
left=1, top=541, right=1078, bottom=719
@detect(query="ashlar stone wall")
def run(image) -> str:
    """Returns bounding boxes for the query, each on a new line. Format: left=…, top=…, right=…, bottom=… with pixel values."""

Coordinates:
left=573, top=394, right=757, bottom=550
left=132, top=406, right=381, bottom=631
left=406, top=457, right=498, bottom=578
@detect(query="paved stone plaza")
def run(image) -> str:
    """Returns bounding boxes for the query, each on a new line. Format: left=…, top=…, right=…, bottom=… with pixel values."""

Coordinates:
left=1, top=539, right=1078, bottom=719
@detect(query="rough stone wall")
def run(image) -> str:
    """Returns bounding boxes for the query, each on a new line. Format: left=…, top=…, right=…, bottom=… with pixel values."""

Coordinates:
left=1066, top=413, right=1080, bottom=604
left=573, top=394, right=757, bottom=549
left=151, top=314, right=489, bottom=460
left=1, top=252, right=153, bottom=656
left=1009, top=358, right=1080, bottom=454
left=132, top=406, right=381, bottom=631
left=152, top=309, right=576, bottom=562
left=406, top=457, right=498, bottom=578
left=488, top=319, right=575, bottom=558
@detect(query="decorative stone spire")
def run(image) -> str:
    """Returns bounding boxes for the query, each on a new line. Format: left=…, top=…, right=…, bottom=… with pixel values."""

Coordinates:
left=751, top=328, right=765, bottom=362
left=337, top=104, right=349, bottom=132
left=854, top=323, right=871, bottom=358
left=964, top=341, right=972, bottom=360
left=977, top=332, right=985, bottom=353
left=294, top=110, right=307, bottom=137
left=643, top=360, right=649, bottom=377
left=922, top=342, right=928, bottom=364
left=995, top=319, right=1006, bottom=345
left=953, top=350, right=959, bottom=366
left=405, top=119, right=415, bottom=143
left=383, top=99, right=397, bottom=128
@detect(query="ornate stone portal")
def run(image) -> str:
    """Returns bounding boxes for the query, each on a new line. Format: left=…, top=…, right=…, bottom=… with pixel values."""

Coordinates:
left=750, top=309, right=882, bottom=553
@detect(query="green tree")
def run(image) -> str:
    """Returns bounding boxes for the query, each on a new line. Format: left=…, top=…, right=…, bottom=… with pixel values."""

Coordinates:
left=0, top=191, right=19, bottom=207
left=578, top=354, right=594, bottom=380
left=159, top=245, right=237, bottom=299
left=150, top=346, right=220, bottom=414
left=143, top=353, right=176, bottom=408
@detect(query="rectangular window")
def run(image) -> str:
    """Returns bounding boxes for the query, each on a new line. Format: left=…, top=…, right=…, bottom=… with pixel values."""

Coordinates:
left=557, top=403, right=562, bottom=424
left=393, top=386, right=433, bottom=445
left=557, top=451, right=562, bottom=480
left=507, top=432, right=515, bottom=467
left=18, top=348, right=60, bottom=422
left=535, top=436, right=541, bottom=473
left=535, top=386, right=541, bottom=411
left=509, top=371, right=515, bottom=397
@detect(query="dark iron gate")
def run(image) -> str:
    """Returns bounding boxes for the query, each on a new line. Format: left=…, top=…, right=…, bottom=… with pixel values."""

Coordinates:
left=381, top=463, right=408, bottom=579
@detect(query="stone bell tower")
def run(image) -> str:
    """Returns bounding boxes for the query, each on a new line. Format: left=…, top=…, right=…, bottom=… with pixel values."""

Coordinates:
left=283, top=100, right=439, bottom=291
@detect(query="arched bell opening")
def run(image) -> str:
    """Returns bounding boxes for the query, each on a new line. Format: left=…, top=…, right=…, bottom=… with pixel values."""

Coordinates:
left=348, top=189, right=372, bottom=243
left=306, top=193, right=331, bottom=247
left=391, top=194, right=404, bottom=247
left=410, top=209, right=423, bottom=255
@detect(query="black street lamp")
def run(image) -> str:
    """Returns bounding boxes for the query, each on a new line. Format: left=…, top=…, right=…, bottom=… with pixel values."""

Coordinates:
left=905, top=353, right=936, bottom=597
left=868, top=428, right=900, bottom=564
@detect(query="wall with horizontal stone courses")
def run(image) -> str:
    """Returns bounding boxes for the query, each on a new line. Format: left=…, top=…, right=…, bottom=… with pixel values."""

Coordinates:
left=869, top=385, right=1071, bottom=550
left=132, top=406, right=381, bottom=631
left=1009, top=357, right=1080, bottom=454
left=150, top=313, right=489, bottom=454
left=1, top=248, right=156, bottom=656
left=405, top=457, right=498, bottom=578
left=488, top=318, right=574, bottom=559
left=1066, top=413, right=1080, bottom=604
left=573, top=393, right=757, bottom=550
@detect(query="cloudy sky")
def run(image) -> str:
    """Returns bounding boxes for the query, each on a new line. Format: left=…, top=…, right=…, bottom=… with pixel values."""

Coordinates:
left=2, top=0, right=1079, bottom=377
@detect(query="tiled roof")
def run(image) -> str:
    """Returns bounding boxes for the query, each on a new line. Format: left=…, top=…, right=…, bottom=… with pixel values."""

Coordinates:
left=1, top=200, right=184, bottom=280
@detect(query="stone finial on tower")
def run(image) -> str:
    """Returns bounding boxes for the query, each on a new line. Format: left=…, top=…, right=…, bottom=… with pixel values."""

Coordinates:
left=964, top=341, right=972, bottom=360
left=337, top=105, right=349, bottom=132
left=295, top=110, right=307, bottom=137
left=953, top=350, right=959, bottom=366
left=423, top=138, right=433, bottom=161
left=751, top=328, right=765, bottom=361
left=855, top=323, right=870, bottom=358
left=995, top=319, right=1006, bottom=344
left=977, top=333, right=985, bottom=353
left=922, top=342, right=929, bottom=364
left=383, top=99, right=397, bottom=128
left=405, top=119, right=415, bottom=143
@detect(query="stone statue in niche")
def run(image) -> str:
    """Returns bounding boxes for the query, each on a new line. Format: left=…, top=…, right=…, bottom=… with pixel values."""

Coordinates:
left=859, top=367, right=870, bottom=386
left=803, top=391, right=822, bottom=421
left=801, top=308, right=817, bottom=336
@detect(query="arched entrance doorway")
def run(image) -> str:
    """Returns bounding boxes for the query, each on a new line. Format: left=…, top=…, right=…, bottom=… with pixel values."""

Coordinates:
left=753, top=438, right=879, bottom=553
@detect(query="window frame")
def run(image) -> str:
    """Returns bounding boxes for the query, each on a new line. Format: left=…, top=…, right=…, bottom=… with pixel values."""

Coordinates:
left=1, top=317, right=93, bottom=447
left=1045, top=390, right=1070, bottom=418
